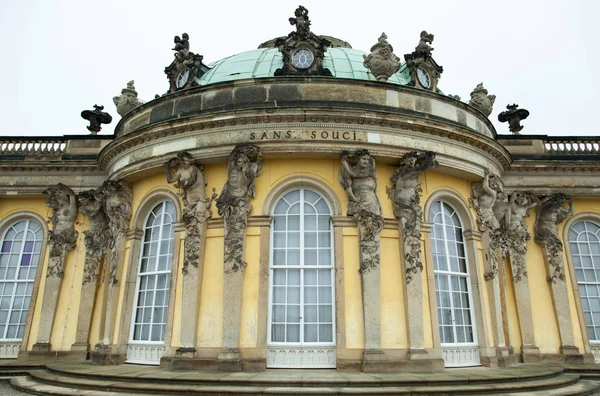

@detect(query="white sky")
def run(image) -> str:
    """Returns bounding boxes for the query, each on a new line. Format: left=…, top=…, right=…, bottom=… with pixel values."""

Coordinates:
left=0, top=0, right=598, bottom=137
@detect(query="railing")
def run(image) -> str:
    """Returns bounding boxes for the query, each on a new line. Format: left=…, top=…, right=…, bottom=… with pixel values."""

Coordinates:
left=544, top=137, right=600, bottom=155
left=0, top=138, right=67, bottom=156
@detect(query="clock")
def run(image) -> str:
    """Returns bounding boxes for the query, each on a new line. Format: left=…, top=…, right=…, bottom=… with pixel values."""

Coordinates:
left=416, top=67, right=431, bottom=89
left=292, top=48, right=314, bottom=69
left=176, top=69, right=190, bottom=88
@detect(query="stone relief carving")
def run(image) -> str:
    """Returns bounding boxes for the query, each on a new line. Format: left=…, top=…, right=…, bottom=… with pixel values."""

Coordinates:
left=81, top=105, right=112, bottom=135
left=468, top=83, right=496, bottom=117
left=339, top=149, right=383, bottom=274
left=387, top=151, right=437, bottom=283
left=503, top=191, right=540, bottom=282
left=363, top=32, right=400, bottom=82
left=498, top=104, right=530, bottom=134
left=100, top=180, right=133, bottom=284
left=42, top=183, right=79, bottom=278
left=470, top=171, right=508, bottom=280
left=216, top=144, right=262, bottom=273
left=165, top=151, right=217, bottom=275
left=113, top=81, right=143, bottom=117
left=78, top=188, right=111, bottom=284
left=534, top=193, right=573, bottom=283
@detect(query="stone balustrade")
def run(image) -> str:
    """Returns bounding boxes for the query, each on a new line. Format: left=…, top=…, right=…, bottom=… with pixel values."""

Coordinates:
left=544, top=138, right=600, bottom=155
left=0, top=138, right=67, bottom=156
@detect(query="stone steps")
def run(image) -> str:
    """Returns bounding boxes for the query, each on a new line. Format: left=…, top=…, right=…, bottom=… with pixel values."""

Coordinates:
left=9, top=368, right=600, bottom=395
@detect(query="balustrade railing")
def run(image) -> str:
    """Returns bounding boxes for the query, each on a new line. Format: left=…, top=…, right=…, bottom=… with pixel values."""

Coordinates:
left=544, top=138, right=600, bottom=155
left=0, top=138, right=67, bottom=155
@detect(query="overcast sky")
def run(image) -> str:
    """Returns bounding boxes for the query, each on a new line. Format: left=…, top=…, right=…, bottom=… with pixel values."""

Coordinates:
left=0, top=0, right=598, bottom=137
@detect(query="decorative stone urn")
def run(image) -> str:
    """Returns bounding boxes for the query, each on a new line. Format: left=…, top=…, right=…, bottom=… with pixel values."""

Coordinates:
left=113, top=81, right=143, bottom=117
left=468, top=83, right=496, bottom=117
left=363, top=33, right=400, bottom=82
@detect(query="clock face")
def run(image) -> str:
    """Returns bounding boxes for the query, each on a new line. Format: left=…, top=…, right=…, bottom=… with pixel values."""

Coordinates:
left=176, top=69, right=190, bottom=88
left=292, top=48, right=314, bottom=69
left=417, top=67, right=431, bottom=89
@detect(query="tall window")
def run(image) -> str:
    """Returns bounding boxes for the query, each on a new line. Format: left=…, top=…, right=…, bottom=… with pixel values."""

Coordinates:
left=268, top=188, right=335, bottom=368
left=130, top=201, right=175, bottom=346
left=0, top=219, right=43, bottom=340
left=569, top=220, right=600, bottom=341
left=430, top=200, right=478, bottom=366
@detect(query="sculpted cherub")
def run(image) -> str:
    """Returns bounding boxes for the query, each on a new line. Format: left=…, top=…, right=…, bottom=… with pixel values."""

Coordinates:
left=289, top=5, right=311, bottom=35
left=172, top=33, right=190, bottom=52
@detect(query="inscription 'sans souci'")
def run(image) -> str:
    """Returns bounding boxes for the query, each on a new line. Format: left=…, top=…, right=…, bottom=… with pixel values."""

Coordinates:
left=249, top=130, right=361, bottom=141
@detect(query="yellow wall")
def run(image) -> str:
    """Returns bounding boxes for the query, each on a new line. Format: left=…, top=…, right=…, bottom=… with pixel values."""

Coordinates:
left=4, top=162, right=597, bottom=361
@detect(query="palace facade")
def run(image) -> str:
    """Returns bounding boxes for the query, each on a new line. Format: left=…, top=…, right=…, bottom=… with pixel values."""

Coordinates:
left=1, top=7, right=599, bottom=373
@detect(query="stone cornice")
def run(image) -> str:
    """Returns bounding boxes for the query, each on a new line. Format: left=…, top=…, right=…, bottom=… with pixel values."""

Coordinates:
left=99, top=107, right=511, bottom=178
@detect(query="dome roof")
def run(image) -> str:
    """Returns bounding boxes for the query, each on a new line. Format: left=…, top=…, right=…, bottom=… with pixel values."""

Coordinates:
left=197, top=47, right=412, bottom=87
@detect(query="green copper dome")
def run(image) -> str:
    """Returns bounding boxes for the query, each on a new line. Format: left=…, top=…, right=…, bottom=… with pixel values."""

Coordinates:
left=197, top=47, right=412, bottom=86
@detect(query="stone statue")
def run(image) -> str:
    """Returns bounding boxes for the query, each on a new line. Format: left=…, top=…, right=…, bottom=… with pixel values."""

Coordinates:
left=448, top=94, right=461, bottom=101
left=415, top=30, right=434, bottom=56
left=534, top=193, right=573, bottom=283
left=339, top=149, right=383, bottom=273
left=289, top=5, right=311, bottom=37
left=387, top=151, right=437, bottom=282
left=113, top=81, right=143, bottom=117
left=498, top=104, right=530, bottom=134
left=216, top=144, right=262, bottom=272
left=470, top=170, right=509, bottom=279
left=468, top=83, right=496, bottom=117
left=470, top=170, right=506, bottom=232
left=43, top=183, right=79, bottom=278
left=501, top=191, right=540, bottom=282
left=78, top=188, right=111, bottom=284
left=363, top=33, right=401, bottom=82
left=81, top=105, right=112, bottom=135
left=172, top=33, right=190, bottom=52
left=100, top=180, right=133, bottom=284
left=165, top=151, right=217, bottom=274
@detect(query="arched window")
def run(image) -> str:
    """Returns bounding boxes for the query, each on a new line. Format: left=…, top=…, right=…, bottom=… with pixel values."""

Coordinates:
left=429, top=200, right=479, bottom=367
left=569, top=220, right=600, bottom=342
left=127, top=200, right=176, bottom=364
left=267, top=188, right=335, bottom=368
left=0, top=219, right=43, bottom=343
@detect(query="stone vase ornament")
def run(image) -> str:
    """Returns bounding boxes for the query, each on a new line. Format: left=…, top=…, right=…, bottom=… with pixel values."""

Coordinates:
left=363, top=33, right=400, bottom=82
left=113, top=81, right=143, bottom=117
left=468, top=83, right=496, bottom=117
